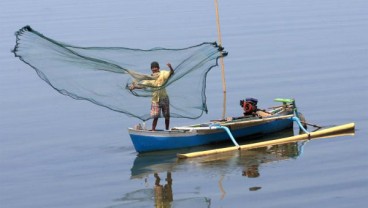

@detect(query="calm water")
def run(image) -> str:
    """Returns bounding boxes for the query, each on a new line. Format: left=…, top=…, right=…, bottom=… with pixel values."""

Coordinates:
left=1, top=0, right=368, bottom=207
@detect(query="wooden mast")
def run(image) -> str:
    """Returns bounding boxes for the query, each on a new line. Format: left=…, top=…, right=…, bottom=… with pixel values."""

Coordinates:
left=214, top=0, right=227, bottom=120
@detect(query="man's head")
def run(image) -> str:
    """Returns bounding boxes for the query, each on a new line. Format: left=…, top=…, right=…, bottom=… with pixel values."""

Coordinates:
left=151, top=61, right=160, bottom=73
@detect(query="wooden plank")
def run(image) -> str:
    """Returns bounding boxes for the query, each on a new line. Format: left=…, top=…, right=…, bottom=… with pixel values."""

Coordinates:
left=177, top=123, right=355, bottom=159
left=221, top=114, right=293, bottom=126
left=173, top=114, right=294, bottom=131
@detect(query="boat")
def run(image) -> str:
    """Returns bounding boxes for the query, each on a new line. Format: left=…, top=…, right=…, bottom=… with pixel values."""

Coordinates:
left=129, top=98, right=305, bottom=153
left=129, top=2, right=309, bottom=153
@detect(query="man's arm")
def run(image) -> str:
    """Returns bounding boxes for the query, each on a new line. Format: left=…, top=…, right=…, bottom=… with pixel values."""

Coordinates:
left=167, top=63, right=174, bottom=76
left=129, top=82, right=144, bottom=90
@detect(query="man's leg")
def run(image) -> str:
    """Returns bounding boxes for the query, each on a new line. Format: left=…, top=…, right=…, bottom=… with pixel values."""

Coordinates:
left=150, top=101, right=160, bottom=131
left=162, top=98, right=170, bottom=130
left=152, top=118, right=158, bottom=131
left=165, top=118, right=170, bottom=130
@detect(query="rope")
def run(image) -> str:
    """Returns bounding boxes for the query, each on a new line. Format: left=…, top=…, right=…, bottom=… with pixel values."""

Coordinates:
left=292, top=116, right=310, bottom=135
left=210, top=123, right=240, bottom=148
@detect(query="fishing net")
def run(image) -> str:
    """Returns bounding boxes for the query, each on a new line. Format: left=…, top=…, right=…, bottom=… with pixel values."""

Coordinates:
left=13, top=26, right=227, bottom=121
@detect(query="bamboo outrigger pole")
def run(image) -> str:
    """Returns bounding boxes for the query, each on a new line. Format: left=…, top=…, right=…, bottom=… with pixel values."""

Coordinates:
left=214, top=0, right=227, bottom=120
left=177, top=123, right=355, bottom=159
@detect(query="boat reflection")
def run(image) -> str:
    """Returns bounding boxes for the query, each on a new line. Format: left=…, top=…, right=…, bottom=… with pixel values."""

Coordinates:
left=131, top=129, right=298, bottom=179
left=241, top=141, right=300, bottom=178
left=124, top=128, right=354, bottom=207
left=125, top=150, right=211, bottom=208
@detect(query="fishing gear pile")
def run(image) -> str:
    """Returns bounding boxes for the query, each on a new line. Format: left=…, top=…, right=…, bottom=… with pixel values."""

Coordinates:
left=13, top=26, right=227, bottom=121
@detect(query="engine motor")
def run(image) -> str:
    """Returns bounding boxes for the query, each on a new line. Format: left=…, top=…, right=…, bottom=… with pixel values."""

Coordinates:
left=240, top=97, right=258, bottom=116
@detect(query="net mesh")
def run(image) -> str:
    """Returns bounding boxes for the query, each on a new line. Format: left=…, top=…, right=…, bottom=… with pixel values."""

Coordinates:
left=13, top=26, right=227, bottom=121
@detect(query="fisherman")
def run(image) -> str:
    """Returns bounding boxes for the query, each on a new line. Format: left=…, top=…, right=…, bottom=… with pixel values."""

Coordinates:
left=129, top=61, right=174, bottom=131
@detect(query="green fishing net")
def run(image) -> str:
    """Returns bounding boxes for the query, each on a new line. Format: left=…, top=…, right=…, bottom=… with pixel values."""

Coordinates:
left=13, top=26, right=227, bottom=121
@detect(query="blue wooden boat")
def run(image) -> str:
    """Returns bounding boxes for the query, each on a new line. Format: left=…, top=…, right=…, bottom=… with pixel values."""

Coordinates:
left=129, top=98, right=303, bottom=153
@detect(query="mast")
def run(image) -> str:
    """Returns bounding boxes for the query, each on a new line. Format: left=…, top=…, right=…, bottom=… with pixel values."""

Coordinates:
left=214, top=0, right=227, bottom=119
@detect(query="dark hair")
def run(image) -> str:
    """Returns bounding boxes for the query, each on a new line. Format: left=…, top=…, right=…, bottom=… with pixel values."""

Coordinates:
left=151, top=61, right=159, bottom=69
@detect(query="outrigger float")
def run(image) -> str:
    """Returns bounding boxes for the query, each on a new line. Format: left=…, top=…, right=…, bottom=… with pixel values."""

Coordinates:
left=129, top=98, right=312, bottom=153
left=177, top=122, right=355, bottom=159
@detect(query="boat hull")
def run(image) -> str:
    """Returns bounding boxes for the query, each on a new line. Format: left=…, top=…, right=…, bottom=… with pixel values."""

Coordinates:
left=129, top=115, right=293, bottom=153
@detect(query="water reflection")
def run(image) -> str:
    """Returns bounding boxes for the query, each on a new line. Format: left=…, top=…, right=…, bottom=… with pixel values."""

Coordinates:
left=240, top=140, right=301, bottom=179
left=122, top=129, right=354, bottom=207
left=124, top=130, right=301, bottom=207
left=113, top=173, right=210, bottom=208
left=195, top=135, right=303, bottom=194
left=129, top=152, right=211, bottom=207
left=115, top=155, right=210, bottom=208
left=153, top=172, right=173, bottom=208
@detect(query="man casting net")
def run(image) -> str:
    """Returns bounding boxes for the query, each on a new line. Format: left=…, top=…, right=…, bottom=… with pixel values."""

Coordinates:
left=13, top=26, right=227, bottom=121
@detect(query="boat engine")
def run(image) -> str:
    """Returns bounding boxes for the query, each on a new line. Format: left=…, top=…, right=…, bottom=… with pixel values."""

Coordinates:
left=240, top=98, right=258, bottom=116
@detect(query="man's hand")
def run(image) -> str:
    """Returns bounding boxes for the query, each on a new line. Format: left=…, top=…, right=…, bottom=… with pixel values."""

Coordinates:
left=129, top=84, right=135, bottom=90
left=167, top=63, right=174, bottom=75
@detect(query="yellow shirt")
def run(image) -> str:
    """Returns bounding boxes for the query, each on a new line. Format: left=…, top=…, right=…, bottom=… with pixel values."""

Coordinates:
left=141, top=70, right=171, bottom=103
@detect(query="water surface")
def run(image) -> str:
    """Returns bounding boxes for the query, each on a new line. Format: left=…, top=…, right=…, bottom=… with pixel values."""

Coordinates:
left=1, top=0, right=367, bottom=207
